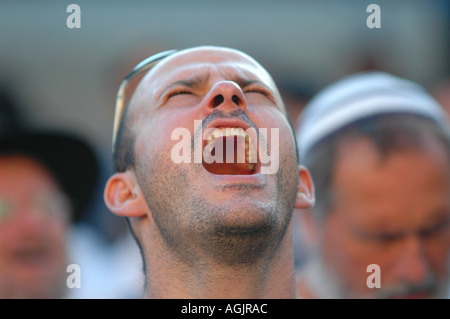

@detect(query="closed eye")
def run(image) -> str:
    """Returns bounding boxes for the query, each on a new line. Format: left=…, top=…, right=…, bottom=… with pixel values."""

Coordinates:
left=419, top=216, right=450, bottom=238
left=244, top=87, right=269, bottom=95
left=167, top=89, right=194, bottom=99
left=374, top=232, right=404, bottom=243
left=243, top=86, right=275, bottom=104
left=353, top=227, right=405, bottom=243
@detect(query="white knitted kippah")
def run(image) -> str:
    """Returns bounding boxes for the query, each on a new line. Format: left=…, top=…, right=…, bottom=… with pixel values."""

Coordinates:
left=295, top=71, right=448, bottom=161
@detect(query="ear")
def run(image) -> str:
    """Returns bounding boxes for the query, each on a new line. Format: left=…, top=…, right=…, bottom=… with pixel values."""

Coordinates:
left=294, top=165, right=315, bottom=210
left=104, top=171, right=148, bottom=217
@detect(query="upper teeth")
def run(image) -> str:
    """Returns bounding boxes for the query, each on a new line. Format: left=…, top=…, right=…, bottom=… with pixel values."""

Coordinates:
left=204, top=127, right=257, bottom=166
left=206, top=127, right=249, bottom=144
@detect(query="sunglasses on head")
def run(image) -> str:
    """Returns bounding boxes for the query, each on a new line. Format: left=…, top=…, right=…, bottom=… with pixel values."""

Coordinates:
left=112, top=49, right=177, bottom=152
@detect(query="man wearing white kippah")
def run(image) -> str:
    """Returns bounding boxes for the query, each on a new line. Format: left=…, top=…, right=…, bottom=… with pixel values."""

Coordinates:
left=295, top=72, right=450, bottom=299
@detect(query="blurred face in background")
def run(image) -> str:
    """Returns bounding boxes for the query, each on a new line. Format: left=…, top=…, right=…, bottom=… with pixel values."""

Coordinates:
left=315, top=137, right=450, bottom=298
left=0, top=156, right=69, bottom=298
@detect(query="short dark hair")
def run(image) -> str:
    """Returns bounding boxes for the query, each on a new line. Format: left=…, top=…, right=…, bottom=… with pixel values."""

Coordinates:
left=113, top=105, right=136, bottom=172
left=304, top=114, right=450, bottom=220
left=112, top=107, right=144, bottom=279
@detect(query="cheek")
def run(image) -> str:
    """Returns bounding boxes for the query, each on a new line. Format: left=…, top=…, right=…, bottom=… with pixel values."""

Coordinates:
left=45, top=221, right=68, bottom=268
left=48, top=220, right=67, bottom=242
left=248, top=108, right=296, bottom=156
left=0, top=226, right=12, bottom=261
left=0, top=221, right=23, bottom=247
left=35, top=217, right=68, bottom=253
left=424, top=234, right=450, bottom=277
left=321, top=217, right=375, bottom=287
left=136, top=111, right=195, bottom=161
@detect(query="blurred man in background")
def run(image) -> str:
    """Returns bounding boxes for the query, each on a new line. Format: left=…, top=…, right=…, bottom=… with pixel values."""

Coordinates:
left=0, top=89, right=99, bottom=298
left=295, top=72, right=450, bottom=298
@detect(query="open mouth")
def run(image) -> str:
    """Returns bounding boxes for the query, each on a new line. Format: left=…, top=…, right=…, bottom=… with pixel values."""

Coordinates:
left=11, top=244, right=51, bottom=267
left=202, top=127, right=259, bottom=175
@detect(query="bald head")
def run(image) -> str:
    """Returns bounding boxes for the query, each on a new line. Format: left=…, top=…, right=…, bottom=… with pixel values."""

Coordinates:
left=129, top=46, right=284, bottom=129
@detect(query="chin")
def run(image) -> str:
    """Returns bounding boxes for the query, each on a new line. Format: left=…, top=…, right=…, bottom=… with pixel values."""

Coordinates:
left=209, top=195, right=283, bottom=228
left=198, top=203, right=290, bottom=266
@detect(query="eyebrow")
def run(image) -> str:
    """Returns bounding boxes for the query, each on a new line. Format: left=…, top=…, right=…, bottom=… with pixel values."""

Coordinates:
left=220, top=70, right=277, bottom=105
left=220, top=70, right=270, bottom=91
left=155, top=69, right=277, bottom=110
left=157, top=73, right=211, bottom=102
left=160, top=71, right=270, bottom=95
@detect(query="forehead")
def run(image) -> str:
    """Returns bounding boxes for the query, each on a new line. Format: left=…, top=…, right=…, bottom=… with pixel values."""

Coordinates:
left=0, top=156, right=58, bottom=193
left=332, top=138, right=449, bottom=225
left=138, top=47, right=276, bottom=98
left=335, top=137, right=449, bottom=195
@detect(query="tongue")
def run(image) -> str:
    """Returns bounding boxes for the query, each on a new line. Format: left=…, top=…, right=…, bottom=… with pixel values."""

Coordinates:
left=203, top=136, right=256, bottom=175
left=204, top=161, right=255, bottom=175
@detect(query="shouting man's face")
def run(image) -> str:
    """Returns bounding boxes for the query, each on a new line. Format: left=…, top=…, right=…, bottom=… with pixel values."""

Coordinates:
left=106, top=46, right=313, bottom=267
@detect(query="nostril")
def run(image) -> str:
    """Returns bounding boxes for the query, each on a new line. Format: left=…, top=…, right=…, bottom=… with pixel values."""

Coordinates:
left=232, top=95, right=240, bottom=105
left=212, top=94, right=224, bottom=108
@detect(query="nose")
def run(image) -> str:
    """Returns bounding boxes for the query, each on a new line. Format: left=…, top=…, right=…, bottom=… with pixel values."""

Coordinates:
left=6, top=207, right=46, bottom=238
left=395, top=235, right=430, bottom=285
left=203, top=81, right=247, bottom=116
left=21, top=205, right=48, bottom=231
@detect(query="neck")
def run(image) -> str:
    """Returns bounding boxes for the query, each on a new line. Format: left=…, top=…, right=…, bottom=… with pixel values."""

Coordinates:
left=143, top=224, right=297, bottom=299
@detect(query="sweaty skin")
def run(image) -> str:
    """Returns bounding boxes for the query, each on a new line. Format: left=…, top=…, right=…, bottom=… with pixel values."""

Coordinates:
left=105, top=46, right=314, bottom=298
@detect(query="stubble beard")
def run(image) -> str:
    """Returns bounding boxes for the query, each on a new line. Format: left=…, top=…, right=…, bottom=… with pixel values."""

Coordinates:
left=134, top=144, right=298, bottom=269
